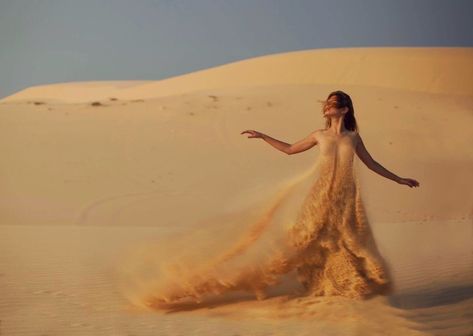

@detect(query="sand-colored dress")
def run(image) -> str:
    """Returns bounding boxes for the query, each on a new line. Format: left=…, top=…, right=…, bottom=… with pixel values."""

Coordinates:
left=142, top=129, right=392, bottom=306
left=287, top=130, right=392, bottom=298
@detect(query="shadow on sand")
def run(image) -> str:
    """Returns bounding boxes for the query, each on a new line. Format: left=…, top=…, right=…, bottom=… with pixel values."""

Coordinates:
left=388, top=284, right=473, bottom=309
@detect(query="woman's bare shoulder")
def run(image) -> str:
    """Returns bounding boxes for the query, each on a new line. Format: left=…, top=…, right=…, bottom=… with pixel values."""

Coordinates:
left=313, top=128, right=326, bottom=140
left=351, top=130, right=361, bottom=147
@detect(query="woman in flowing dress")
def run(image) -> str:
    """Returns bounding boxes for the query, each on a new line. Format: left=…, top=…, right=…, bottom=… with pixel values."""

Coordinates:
left=241, top=90, right=420, bottom=299
left=144, top=90, right=420, bottom=306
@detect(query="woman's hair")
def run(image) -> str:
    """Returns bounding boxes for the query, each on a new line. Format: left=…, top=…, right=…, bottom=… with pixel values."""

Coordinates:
left=318, top=90, right=359, bottom=132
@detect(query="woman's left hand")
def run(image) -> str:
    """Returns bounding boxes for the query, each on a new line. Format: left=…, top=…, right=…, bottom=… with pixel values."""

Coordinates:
left=397, top=177, right=420, bottom=188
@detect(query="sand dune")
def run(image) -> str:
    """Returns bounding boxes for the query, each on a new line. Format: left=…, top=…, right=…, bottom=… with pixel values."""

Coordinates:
left=1, top=47, right=472, bottom=104
left=1, top=47, right=472, bottom=335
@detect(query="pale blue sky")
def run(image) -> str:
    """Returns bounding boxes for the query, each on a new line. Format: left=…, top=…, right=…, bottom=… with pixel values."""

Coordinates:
left=0, top=0, right=472, bottom=99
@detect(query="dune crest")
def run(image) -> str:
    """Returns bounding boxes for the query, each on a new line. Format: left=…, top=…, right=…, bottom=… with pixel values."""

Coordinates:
left=2, top=47, right=472, bottom=103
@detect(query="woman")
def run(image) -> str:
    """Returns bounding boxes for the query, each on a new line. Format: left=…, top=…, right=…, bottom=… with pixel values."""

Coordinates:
left=148, top=91, right=419, bottom=306
left=240, top=90, right=420, bottom=299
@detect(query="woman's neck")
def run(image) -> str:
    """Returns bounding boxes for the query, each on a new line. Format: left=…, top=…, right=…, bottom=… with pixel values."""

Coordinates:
left=327, top=121, right=348, bottom=135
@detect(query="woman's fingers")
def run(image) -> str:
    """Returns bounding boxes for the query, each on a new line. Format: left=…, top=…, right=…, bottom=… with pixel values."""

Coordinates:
left=241, top=130, right=259, bottom=138
left=407, top=178, right=420, bottom=188
left=400, top=177, right=420, bottom=188
left=410, top=178, right=420, bottom=187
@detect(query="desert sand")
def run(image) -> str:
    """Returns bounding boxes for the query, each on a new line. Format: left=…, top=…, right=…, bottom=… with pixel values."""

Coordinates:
left=0, top=47, right=472, bottom=335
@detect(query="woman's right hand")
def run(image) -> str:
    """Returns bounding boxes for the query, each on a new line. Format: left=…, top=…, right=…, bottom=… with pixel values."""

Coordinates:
left=241, top=130, right=265, bottom=139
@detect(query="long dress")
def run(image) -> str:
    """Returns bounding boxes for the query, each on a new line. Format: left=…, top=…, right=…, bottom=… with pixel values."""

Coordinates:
left=288, top=130, right=392, bottom=299
left=143, top=129, right=392, bottom=306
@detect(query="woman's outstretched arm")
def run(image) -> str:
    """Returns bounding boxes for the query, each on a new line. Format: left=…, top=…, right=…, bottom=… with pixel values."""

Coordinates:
left=355, top=133, right=420, bottom=188
left=241, top=130, right=318, bottom=155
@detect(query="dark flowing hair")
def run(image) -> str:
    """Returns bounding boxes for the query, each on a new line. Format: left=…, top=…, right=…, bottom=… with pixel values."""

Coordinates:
left=318, top=90, right=359, bottom=133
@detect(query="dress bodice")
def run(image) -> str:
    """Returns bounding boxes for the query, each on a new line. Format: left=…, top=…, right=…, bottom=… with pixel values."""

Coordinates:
left=317, top=130, right=358, bottom=158
left=315, top=130, right=358, bottom=180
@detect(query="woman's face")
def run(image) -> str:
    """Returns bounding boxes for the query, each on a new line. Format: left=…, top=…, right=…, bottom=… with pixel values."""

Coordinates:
left=323, top=96, right=347, bottom=117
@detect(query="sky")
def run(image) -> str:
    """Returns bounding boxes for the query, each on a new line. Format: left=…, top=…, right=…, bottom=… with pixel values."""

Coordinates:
left=0, top=0, right=472, bottom=99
